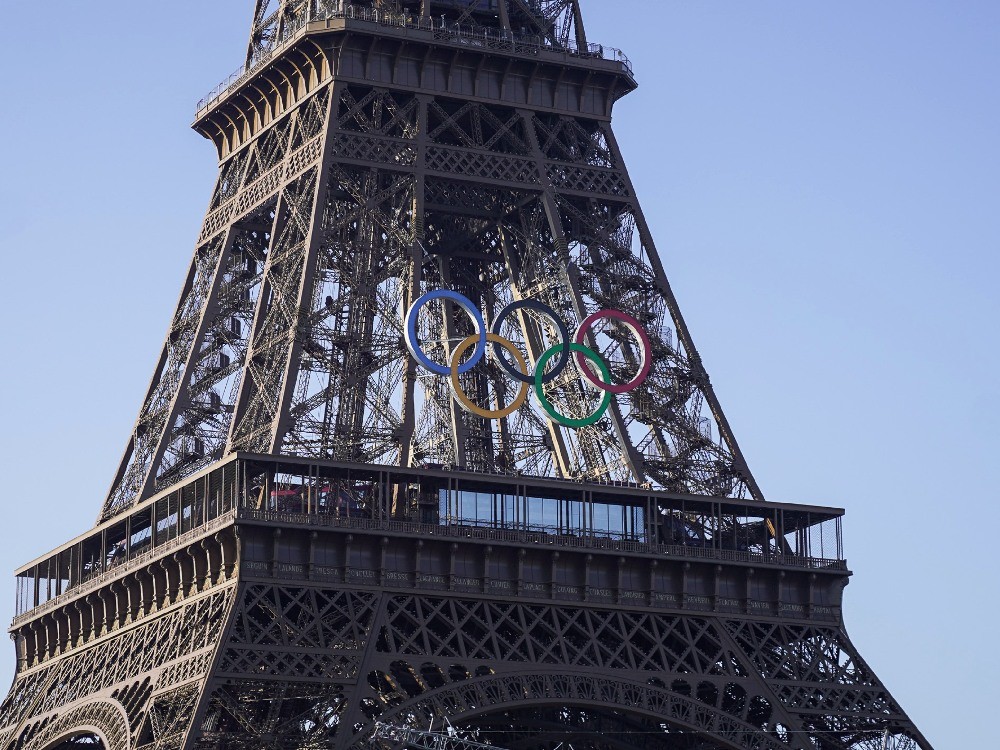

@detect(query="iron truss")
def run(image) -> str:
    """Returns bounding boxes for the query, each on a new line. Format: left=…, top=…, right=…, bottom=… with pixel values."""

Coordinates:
left=0, top=3, right=933, bottom=750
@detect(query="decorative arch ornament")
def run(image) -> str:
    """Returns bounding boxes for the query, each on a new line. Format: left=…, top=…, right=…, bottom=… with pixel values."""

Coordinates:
left=16, top=700, right=128, bottom=750
left=365, top=671, right=793, bottom=750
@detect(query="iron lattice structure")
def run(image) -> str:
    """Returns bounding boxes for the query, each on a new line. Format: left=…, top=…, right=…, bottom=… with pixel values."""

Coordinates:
left=0, top=3, right=933, bottom=750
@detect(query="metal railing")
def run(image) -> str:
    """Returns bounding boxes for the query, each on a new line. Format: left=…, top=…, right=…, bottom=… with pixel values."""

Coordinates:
left=239, top=508, right=848, bottom=571
left=12, top=511, right=236, bottom=627
left=196, top=5, right=632, bottom=115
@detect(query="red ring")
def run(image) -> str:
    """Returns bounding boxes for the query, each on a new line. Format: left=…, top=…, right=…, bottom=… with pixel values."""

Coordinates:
left=573, top=310, right=652, bottom=395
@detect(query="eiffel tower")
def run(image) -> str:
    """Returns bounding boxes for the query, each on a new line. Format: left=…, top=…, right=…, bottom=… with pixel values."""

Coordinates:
left=0, top=2, right=933, bottom=750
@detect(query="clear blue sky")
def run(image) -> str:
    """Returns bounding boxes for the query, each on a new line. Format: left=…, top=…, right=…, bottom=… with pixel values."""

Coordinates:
left=0, top=1, right=996, bottom=745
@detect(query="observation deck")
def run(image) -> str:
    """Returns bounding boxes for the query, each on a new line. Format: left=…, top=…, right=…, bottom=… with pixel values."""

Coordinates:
left=11, top=453, right=847, bottom=667
left=193, top=5, right=636, bottom=159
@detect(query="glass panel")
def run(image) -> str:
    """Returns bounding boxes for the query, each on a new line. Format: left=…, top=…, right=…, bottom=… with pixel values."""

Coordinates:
left=130, top=510, right=153, bottom=558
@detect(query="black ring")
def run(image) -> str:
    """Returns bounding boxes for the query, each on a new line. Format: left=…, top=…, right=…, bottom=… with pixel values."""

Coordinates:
left=490, top=300, right=571, bottom=385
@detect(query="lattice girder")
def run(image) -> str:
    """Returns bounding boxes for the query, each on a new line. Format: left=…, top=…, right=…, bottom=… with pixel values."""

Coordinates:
left=0, top=584, right=237, bottom=750
left=184, top=582, right=924, bottom=750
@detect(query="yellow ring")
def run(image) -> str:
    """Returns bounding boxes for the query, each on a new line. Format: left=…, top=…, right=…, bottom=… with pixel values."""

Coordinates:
left=450, top=333, right=530, bottom=419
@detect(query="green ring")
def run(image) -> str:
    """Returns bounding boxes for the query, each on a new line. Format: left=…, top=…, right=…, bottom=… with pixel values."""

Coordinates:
left=534, top=342, right=613, bottom=428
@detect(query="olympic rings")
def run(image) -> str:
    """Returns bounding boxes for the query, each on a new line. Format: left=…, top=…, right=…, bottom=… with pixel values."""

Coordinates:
left=405, top=289, right=651, bottom=429
left=574, top=309, right=652, bottom=395
left=535, top=343, right=613, bottom=428
left=491, top=299, right=570, bottom=385
left=405, top=290, right=486, bottom=376
left=451, top=334, right=530, bottom=419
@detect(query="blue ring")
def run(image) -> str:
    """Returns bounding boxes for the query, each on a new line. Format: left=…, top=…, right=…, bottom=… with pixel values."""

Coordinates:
left=405, top=290, right=487, bottom=376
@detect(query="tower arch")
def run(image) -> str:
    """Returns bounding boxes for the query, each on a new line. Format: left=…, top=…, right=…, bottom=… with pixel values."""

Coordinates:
left=15, top=700, right=128, bottom=750
left=368, top=671, right=794, bottom=750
